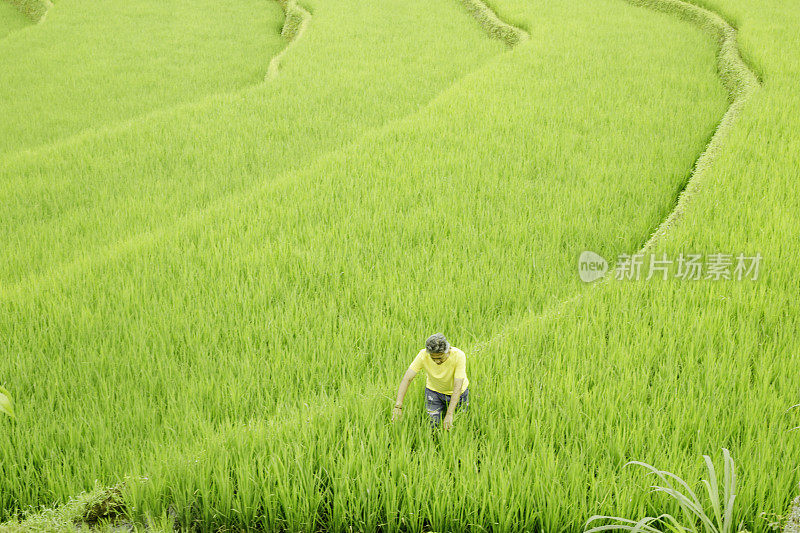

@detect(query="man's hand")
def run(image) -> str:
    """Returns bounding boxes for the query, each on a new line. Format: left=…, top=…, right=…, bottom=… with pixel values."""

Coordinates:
left=392, top=405, right=403, bottom=422
left=442, top=413, right=454, bottom=430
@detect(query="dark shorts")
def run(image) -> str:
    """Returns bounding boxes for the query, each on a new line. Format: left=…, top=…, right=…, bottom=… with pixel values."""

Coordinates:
left=425, top=387, right=469, bottom=427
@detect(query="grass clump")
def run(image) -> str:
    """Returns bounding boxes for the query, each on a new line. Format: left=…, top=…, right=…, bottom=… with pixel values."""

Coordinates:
left=0, top=480, right=154, bottom=533
left=586, top=449, right=745, bottom=533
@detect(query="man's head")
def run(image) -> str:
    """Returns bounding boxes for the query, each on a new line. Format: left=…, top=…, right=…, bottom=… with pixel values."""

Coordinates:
left=426, top=333, right=450, bottom=363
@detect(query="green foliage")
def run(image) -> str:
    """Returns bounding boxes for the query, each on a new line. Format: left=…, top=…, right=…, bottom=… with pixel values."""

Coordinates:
left=1, top=0, right=798, bottom=530
left=0, top=0, right=285, bottom=156
left=586, top=450, right=743, bottom=533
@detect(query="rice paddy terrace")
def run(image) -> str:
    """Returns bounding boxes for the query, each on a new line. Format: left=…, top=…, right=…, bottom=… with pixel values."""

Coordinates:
left=1, top=0, right=798, bottom=530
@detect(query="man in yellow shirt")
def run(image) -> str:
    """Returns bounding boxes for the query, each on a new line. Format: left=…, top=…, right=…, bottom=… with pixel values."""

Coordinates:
left=392, top=333, right=469, bottom=429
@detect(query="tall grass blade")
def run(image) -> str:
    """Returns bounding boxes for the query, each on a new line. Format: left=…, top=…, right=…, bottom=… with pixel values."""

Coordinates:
left=702, top=454, right=722, bottom=527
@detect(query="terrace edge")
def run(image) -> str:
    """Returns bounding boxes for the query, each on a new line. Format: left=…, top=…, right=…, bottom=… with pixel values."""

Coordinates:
left=625, top=0, right=760, bottom=254
left=457, top=0, right=529, bottom=47
left=266, top=0, right=311, bottom=80
left=6, top=0, right=51, bottom=23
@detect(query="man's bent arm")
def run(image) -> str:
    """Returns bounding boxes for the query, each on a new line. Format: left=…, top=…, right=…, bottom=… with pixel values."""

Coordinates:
left=395, top=368, right=417, bottom=408
left=445, top=378, right=465, bottom=419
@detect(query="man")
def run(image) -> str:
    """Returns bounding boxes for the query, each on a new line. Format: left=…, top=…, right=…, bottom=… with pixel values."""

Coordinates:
left=392, top=333, right=469, bottom=429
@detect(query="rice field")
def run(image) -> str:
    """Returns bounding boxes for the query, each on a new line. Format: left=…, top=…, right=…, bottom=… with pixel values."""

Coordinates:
left=1, top=0, right=799, bottom=531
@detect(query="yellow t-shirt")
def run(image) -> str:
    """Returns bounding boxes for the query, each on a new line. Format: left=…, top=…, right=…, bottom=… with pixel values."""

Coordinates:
left=409, top=347, right=469, bottom=395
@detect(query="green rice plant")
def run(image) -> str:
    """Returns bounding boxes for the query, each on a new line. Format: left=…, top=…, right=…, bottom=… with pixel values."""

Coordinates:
left=0, top=0, right=730, bottom=527
left=0, top=0, right=505, bottom=287
left=585, top=449, right=743, bottom=533
left=0, top=0, right=286, bottom=156
left=4, top=0, right=800, bottom=529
